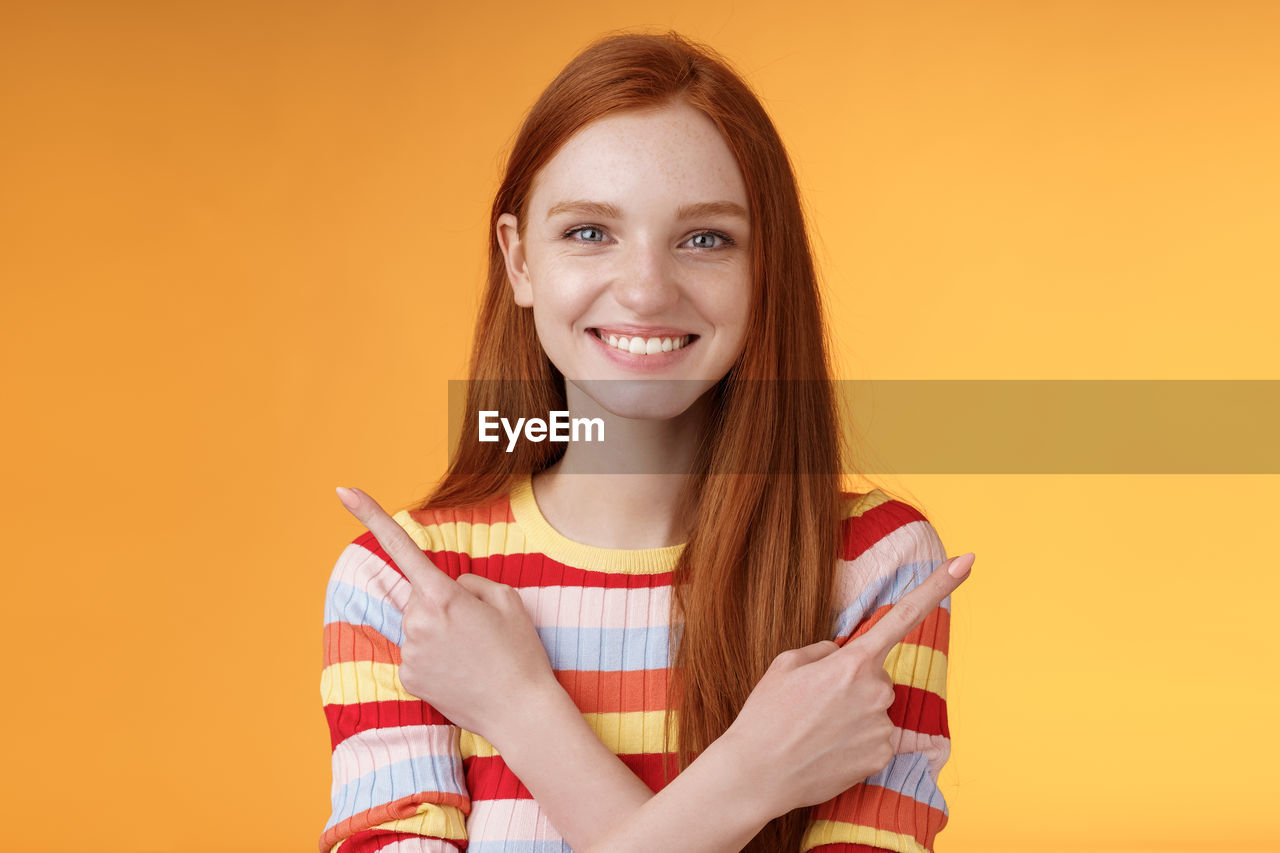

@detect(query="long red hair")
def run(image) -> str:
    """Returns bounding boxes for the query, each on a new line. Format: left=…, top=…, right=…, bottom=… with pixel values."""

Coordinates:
left=412, top=29, right=845, bottom=852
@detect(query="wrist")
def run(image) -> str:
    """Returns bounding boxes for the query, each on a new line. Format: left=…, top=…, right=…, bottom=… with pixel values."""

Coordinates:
left=717, top=723, right=792, bottom=821
left=489, top=676, right=575, bottom=757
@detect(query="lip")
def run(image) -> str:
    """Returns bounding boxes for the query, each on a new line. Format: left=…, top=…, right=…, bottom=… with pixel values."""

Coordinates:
left=588, top=325, right=695, bottom=338
left=585, top=328, right=698, bottom=373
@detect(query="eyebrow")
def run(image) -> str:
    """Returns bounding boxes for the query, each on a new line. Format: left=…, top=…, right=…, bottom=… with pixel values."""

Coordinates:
left=545, top=199, right=749, bottom=223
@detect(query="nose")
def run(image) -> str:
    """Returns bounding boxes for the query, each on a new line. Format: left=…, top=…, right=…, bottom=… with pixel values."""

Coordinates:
left=611, top=241, right=680, bottom=316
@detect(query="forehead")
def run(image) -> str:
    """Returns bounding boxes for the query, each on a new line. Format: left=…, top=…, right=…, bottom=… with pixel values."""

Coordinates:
left=529, top=102, right=749, bottom=211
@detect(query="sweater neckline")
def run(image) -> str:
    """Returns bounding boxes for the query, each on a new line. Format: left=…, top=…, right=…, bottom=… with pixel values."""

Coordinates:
left=508, top=472, right=686, bottom=575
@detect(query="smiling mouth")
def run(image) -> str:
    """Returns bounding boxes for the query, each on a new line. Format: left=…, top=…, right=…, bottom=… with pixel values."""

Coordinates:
left=588, top=328, right=699, bottom=355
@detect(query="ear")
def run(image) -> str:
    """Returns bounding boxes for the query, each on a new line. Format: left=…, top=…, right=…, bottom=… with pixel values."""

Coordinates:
left=496, top=213, right=534, bottom=308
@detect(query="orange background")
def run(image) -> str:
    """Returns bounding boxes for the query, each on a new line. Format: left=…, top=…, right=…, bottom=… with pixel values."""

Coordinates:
left=2, top=1, right=1277, bottom=850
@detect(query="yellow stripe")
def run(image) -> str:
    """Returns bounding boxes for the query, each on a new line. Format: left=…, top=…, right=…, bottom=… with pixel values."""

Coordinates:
left=801, top=821, right=929, bottom=853
left=456, top=712, right=680, bottom=759
left=318, top=666, right=681, bottom=758
left=582, top=710, right=680, bottom=754
left=375, top=805, right=469, bottom=842
left=459, top=728, right=497, bottom=759
left=320, top=661, right=414, bottom=704
left=393, top=512, right=530, bottom=562
left=883, top=641, right=949, bottom=698
left=843, top=488, right=893, bottom=519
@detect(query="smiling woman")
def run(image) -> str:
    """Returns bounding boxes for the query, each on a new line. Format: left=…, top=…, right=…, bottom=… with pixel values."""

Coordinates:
left=497, top=100, right=753, bottom=411
left=320, top=29, right=969, bottom=853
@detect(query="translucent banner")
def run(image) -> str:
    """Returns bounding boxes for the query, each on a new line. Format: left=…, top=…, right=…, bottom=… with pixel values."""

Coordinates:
left=446, top=380, right=1280, bottom=474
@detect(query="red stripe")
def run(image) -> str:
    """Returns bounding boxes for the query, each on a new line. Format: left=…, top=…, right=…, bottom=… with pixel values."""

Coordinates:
left=889, top=684, right=948, bottom=738
left=372, top=492, right=928, bottom=588
left=464, top=755, right=533, bottom=800
left=811, top=782, right=948, bottom=849
left=323, top=622, right=401, bottom=667
left=839, top=497, right=929, bottom=562
left=324, top=700, right=452, bottom=750
left=354, top=534, right=676, bottom=591
left=843, top=604, right=951, bottom=656
left=555, top=668, right=672, bottom=713
left=621, top=751, right=684, bottom=792
left=318, top=793, right=469, bottom=853
left=466, top=551, right=676, bottom=589
left=464, top=751, right=683, bottom=801
left=407, top=494, right=516, bottom=528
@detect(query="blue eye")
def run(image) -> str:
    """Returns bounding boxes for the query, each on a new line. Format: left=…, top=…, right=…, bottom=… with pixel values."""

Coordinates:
left=688, top=231, right=735, bottom=250
left=564, top=226, right=607, bottom=243
left=561, top=226, right=737, bottom=250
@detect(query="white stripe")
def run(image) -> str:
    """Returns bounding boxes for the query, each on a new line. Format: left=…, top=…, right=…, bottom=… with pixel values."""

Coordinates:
left=466, top=798, right=565, bottom=843
left=890, top=727, right=952, bottom=778
left=519, top=584, right=673, bottom=630
left=332, top=724, right=461, bottom=783
left=332, top=542, right=412, bottom=609
left=834, top=519, right=947, bottom=604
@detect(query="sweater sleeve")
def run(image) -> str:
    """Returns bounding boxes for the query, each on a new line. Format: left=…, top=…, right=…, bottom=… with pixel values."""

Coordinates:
left=800, top=503, right=954, bottom=853
left=318, top=531, right=471, bottom=853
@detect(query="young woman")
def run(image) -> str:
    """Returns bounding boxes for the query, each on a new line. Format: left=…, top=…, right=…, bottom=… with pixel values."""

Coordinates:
left=320, top=30, right=973, bottom=853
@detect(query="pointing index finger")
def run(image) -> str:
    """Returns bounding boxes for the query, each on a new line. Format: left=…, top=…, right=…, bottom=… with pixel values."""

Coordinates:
left=850, top=552, right=975, bottom=667
left=335, top=486, right=459, bottom=601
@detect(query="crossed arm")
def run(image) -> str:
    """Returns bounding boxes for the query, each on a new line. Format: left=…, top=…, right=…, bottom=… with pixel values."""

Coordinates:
left=490, top=682, right=779, bottom=853
left=326, top=486, right=970, bottom=853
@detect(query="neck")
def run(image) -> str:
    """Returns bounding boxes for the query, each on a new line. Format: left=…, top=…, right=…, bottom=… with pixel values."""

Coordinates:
left=530, top=385, right=711, bottom=550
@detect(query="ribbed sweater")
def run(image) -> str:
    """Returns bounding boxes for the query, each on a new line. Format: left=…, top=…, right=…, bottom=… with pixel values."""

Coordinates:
left=320, top=473, right=953, bottom=853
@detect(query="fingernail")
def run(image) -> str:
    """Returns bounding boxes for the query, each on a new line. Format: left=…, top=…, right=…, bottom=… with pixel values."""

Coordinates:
left=336, top=486, right=360, bottom=510
left=948, top=552, right=975, bottom=579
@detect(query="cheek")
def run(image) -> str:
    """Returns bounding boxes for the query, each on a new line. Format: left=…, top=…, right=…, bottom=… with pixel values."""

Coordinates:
left=705, top=280, right=752, bottom=337
left=530, top=268, right=599, bottom=324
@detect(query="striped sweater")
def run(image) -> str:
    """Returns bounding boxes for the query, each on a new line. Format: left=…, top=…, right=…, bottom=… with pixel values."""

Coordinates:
left=320, top=473, right=953, bottom=853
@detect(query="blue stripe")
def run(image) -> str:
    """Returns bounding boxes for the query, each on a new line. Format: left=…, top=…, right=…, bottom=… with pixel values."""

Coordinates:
left=832, top=560, right=951, bottom=639
left=864, top=750, right=949, bottom=815
left=537, top=625, right=672, bottom=672
left=325, top=755, right=466, bottom=830
left=324, top=577, right=404, bottom=643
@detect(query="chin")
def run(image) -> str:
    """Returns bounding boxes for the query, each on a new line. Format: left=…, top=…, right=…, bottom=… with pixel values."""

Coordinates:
left=570, top=377, right=713, bottom=422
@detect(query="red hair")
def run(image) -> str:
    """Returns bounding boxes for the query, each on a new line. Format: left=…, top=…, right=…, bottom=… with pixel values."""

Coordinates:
left=413, top=29, right=845, bottom=851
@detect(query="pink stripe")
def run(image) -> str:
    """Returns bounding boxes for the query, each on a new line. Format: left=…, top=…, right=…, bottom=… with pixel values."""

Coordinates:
left=516, top=584, right=673, bottom=629
left=467, top=798, right=566, bottom=842
left=332, top=724, right=462, bottom=783
left=834, top=520, right=947, bottom=602
left=332, top=544, right=412, bottom=610
left=890, top=727, right=951, bottom=777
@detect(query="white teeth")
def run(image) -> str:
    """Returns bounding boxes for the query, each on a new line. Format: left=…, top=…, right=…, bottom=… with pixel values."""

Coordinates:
left=594, top=330, right=693, bottom=355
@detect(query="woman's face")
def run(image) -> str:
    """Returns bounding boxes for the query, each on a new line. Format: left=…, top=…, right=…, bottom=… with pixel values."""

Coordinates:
left=497, top=100, right=752, bottom=421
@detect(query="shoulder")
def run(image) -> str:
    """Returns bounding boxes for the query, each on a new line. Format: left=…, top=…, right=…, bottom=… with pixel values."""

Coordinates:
left=325, top=490, right=514, bottom=604
left=838, top=489, right=946, bottom=569
left=394, top=490, right=517, bottom=559
left=830, top=489, right=949, bottom=638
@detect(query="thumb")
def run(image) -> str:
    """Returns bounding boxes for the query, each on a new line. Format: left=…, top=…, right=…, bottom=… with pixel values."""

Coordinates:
left=456, top=572, right=515, bottom=608
left=774, top=639, right=841, bottom=670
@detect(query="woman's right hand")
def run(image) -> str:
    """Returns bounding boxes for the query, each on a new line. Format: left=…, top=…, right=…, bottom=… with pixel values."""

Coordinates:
left=722, top=552, right=975, bottom=816
left=334, top=485, right=563, bottom=744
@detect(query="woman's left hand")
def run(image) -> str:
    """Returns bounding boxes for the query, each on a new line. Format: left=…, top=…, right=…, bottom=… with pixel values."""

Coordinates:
left=334, top=485, right=561, bottom=743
